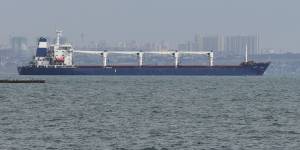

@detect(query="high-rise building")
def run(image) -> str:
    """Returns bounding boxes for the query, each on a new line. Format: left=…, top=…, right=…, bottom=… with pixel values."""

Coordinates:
left=202, top=35, right=224, bottom=53
left=224, top=35, right=260, bottom=56
left=178, top=41, right=193, bottom=51
left=179, top=34, right=261, bottom=56
left=187, top=34, right=224, bottom=53
left=193, top=34, right=203, bottom=50
left=10, top=37, right=28, bottom=51
left=142, top=42, right=157, bottom=51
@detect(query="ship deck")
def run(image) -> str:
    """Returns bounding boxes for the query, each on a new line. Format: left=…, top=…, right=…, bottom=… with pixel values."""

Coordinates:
left=74, top=65, right=243, bottom=68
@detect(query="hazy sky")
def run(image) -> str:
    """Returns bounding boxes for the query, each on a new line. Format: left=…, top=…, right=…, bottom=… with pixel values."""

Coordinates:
left=0, top=0, right=299, bottom=50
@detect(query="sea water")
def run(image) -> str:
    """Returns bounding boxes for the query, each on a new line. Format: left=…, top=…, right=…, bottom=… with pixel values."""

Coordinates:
left=0, top=75, right=300, bottom=150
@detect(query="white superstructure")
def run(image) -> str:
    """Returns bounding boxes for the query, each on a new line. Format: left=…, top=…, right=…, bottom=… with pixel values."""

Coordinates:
left=49, top=31, right=74, bottom=66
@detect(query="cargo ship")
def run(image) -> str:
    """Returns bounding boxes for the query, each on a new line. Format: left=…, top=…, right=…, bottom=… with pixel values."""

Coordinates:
left=18, top=31, right=270, bottom=75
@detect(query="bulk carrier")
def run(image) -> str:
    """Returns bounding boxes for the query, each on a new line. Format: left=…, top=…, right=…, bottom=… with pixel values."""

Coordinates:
left=18, top=31, right=270, bottom=75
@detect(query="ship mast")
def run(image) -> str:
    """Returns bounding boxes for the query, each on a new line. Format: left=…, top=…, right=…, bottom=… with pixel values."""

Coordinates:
left=56, top=30, right=62, bottom=46
left=245, top=44, right=248, bottom=63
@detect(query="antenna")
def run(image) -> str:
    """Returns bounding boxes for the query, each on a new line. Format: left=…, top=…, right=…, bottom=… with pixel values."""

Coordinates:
left=56, top=30, right=62, bottom=46
left=245, top=44, right=248, bottom=63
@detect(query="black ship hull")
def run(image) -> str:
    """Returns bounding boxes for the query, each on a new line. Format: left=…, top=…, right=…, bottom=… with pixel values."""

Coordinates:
left=18, top=62, right=270, bottom=76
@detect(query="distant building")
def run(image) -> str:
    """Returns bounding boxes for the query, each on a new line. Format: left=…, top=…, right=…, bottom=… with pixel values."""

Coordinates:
left=10, top=37, right=28, bottom=51
left=143, top=42, right=156, bottom=51
left=179, top=34, right=224, bottom=53
left=177, top=41, right=193, bottom=51
left=157, top=40, right=170, bottom=51
left=127, top=40, right=139, bottom=50
left=97, top=40, right=107, bottom=50
left=193, top=34, right=203, bottom=50
left=202, top=35, right=224, bottom=53
left=224, top=35, right=260, bottom=56
left=183, top=34, right=261, bottom=56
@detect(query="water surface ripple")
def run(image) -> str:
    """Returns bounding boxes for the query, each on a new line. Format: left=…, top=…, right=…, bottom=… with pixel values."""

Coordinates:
left=0, top=76, right=300, bottom=149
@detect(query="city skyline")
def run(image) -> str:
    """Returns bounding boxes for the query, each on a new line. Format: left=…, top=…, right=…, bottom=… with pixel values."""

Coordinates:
left=2, top=33, right=296, bottom=54
left=0, top=0, right=300, bottom=51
